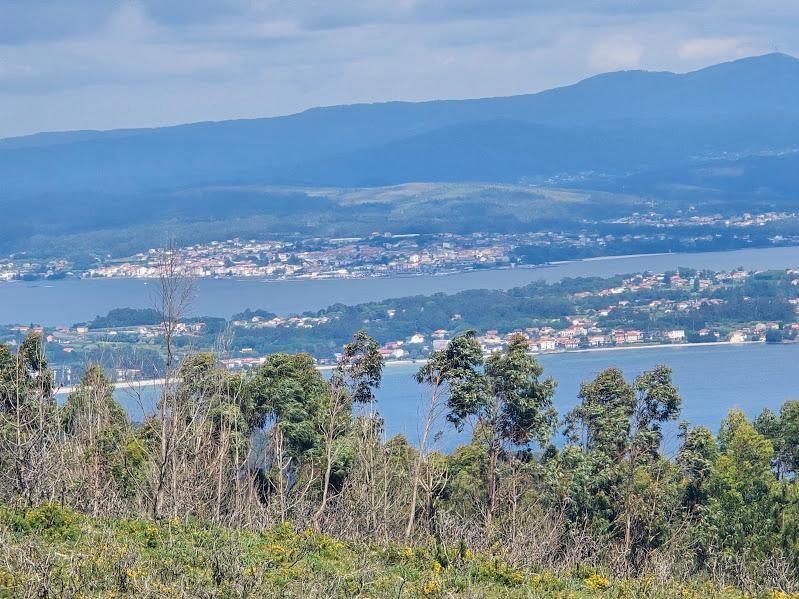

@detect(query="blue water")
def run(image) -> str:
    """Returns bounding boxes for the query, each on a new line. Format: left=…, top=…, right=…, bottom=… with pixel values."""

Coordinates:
left=373, top=343, right=799, bottom=453
left=110, top=342, right=799, bottom=453
left=3, top=246, right=799, bottom=326
left=20, top=245, right=799, bottom=450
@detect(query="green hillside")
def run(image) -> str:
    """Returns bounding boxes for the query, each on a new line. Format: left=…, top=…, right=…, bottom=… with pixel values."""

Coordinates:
left=3, top=330, right=799, bottom=596
left=0, top=505, right=785, bottom=598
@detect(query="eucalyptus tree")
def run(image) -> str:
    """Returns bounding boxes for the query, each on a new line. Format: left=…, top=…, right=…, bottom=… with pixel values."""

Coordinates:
left=676, top=423, right=718, bottom=517
left=332, top=330, right=386, bottom=533
left=480, top=334, right=557, bottom=527
left=0, top=333, right=56, bottom=505
left=775, top=400, right=799, bottom=478
left=172, top=353, right=249, bottom=521
left=61, top=364, right=136, bottom=515
left=331, top=330, right=384, bottom=407
left=406, top=330, right=485, bottom=539
left=564, top=364, right=681, bottom=564
left=699, top=409, right=782, bottom=571
left=247, top=352, right=330, bottom=460
left=755, top=401, right=799, bottom=480
left=408, top=332, right=558, bottom=533
left=315, top=331, right=383, bottom=527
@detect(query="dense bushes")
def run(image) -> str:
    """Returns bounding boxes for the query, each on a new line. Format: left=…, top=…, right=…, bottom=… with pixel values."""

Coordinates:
left=1, top=508, right=794, bottom=598
left=2, top=330, right=799, bottom=596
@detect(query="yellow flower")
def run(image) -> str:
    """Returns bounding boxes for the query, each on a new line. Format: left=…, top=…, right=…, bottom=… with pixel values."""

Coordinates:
left=422, top=579, right=442, bottom=596
left=584, top=572, right=610, bottom=591
left=269, top=543, right=287, bottom=556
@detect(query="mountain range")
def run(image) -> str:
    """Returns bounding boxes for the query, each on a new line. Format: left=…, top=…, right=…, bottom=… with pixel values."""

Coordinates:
left=2, top=53, right=799, bottom=261
left=2, top=52, right=799, bottom=195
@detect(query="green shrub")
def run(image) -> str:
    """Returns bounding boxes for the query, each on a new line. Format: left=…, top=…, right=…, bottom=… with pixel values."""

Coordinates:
left=22, top=503, right=81, bottom=540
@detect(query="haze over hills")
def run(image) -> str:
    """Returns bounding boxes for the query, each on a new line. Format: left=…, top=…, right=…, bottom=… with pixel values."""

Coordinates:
left=2, top=53, right=799, bottom=260
left=2, top=52, right=799, bottom=194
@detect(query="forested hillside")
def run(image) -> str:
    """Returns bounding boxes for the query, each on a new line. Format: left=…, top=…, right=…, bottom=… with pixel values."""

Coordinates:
left=3, top=53, right=798, bottom=194
left=3, top=324, right=799, bottom=596
left=2, top=53, right=799, bottom=263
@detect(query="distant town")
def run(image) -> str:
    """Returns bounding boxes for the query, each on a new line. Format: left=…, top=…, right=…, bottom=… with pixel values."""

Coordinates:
left=2, top=209, right=798, bottom=283
left=4, top=264, right=798, bottom=386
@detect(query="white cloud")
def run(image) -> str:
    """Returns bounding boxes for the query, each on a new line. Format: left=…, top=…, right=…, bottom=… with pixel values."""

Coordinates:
left=588, top=37, right=643, bottom=70
left=1, top=0, right=799, bottom=137
left=678, top=37, right=754, bottom=61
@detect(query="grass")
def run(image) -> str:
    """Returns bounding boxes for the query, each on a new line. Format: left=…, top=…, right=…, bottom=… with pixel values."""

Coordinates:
left=0, top=503, right=795, bottom=598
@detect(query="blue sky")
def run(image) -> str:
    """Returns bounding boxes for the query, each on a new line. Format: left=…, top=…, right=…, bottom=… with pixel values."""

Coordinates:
left=1, top=0, right=798, bottom=138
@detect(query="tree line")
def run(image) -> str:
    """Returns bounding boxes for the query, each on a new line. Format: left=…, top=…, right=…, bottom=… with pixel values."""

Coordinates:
left=3, top=323, right=799, bottom=592
left=2, top=251, right=799, bottom=593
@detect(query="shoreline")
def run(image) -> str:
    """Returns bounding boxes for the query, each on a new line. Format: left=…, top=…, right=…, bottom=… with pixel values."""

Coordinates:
left=54, top=339, right=773, bottom=394
left=2, top=262, right=547, bottom=286
left=554, top=339, right=764, bottom=355
left=6, top=243, right=799, bottom=287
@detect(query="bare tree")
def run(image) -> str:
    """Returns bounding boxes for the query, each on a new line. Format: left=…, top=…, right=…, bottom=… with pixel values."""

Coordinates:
left=405, top=367, right=445, bottom=540
left=150, top=240, right=195, bottom=519
left=405, top=332, right=483, bottom=540
left=0, top=333, right=57, bottom=507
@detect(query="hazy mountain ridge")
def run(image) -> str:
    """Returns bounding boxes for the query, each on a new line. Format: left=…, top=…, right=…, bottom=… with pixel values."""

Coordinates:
left=2, top=53, right=799, bottom=261
left=281, top=114, right=799, bottom=187
left=2, top=53, right=799, bottom=194
left=610, top=150, right=799, bottom=199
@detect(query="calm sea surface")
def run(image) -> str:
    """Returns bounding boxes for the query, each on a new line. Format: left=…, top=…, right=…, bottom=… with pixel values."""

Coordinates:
left=111, top=342, right=799, bottom=452
left=3, top=246, right=799, bottom=326
left=18, top=246, right=799, bottom=450
left=366, top=342, right=799, bottom=452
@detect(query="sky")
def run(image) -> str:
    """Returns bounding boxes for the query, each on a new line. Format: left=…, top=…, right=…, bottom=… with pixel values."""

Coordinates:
left=1, top=0, right=798, bottom=138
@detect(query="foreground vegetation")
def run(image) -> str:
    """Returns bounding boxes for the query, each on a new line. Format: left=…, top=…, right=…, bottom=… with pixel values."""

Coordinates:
left=2, top=505, right=793, bottom=598
left=3, top=266, right=799, bottom=596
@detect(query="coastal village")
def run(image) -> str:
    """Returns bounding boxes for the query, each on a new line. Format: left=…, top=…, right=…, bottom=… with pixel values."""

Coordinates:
left=5, top=266, right=798, bottom=385
left=2, top=233, right=518, bottom=281
left=2, top=209, right=798, bottom=283
left=220, top=267, right=799, bottom=368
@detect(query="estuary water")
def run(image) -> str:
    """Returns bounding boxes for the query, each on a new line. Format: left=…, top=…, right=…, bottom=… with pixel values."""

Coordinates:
left=18, top=245, right=799, bottom=449
left=357, top=342, right=799, bottom=452
left=3, top=245, right=799, bottom=326
left=111, top=342, right=799, bottom=452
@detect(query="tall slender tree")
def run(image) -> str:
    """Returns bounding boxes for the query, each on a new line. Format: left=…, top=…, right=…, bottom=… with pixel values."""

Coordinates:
left=406, top=330, right=485, bottom=539
left=314, top=331, right=383, bottom=527
left=481, top=334, right=557, bottom=526
left=564, top=365, right=681, bottom=565
left=0, top=333, right=56, bottom=505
